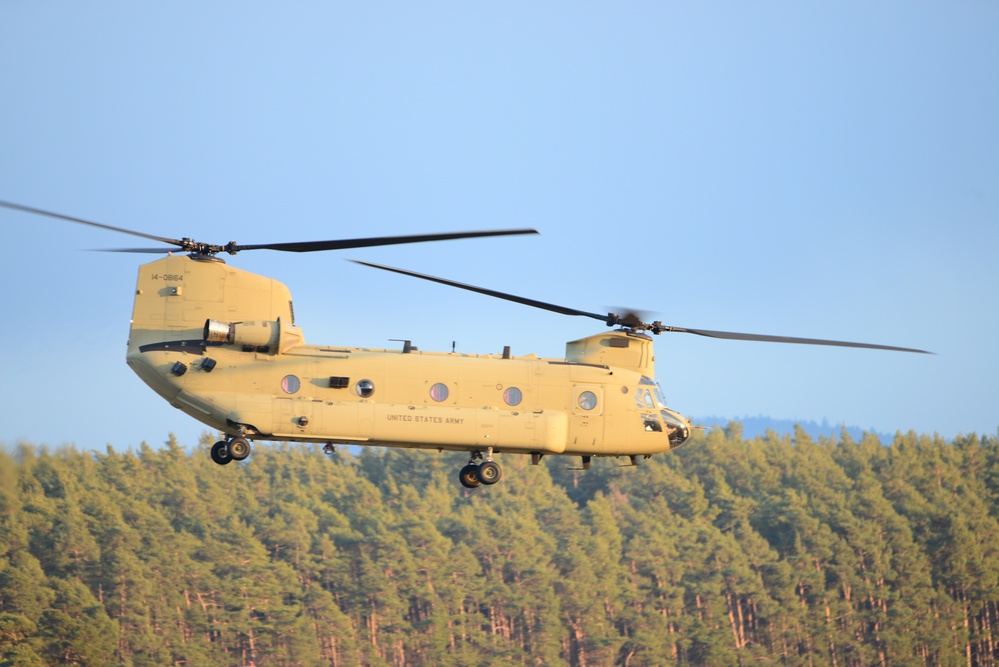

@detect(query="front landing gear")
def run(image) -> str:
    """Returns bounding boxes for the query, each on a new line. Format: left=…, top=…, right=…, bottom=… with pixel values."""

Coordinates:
left=210, top=437, right=252, bottom=466
left=478, top=461, right=501, bottom=484
left=210, top=440, right=231, bottom=465
left=457, top=449, right=502, bottom=488
left=459, top=464, right=481, bottom=488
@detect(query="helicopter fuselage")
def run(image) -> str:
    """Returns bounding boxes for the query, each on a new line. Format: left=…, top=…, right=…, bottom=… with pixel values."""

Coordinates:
left=2, top=197, right=928, bottom=487
left=125, top=255, right=690, bottom=466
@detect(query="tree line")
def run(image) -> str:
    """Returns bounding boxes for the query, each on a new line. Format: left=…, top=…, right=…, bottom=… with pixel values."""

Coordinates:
left=1, top=423, right=998, bottom=666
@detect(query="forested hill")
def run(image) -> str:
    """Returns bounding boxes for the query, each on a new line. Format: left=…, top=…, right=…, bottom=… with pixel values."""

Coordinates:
left=2, top=425, right=999, bottom=667
left=696, top=416, right=894, bottom=443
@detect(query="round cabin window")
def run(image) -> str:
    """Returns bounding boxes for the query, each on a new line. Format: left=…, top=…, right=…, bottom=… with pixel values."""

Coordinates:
left=578, top=390, right=597, bottom=411
left=281, top=375, right=301, bottom=394
left=503, top=387, right=522, bottom=406
left=356, top=379, right=375, bottom=398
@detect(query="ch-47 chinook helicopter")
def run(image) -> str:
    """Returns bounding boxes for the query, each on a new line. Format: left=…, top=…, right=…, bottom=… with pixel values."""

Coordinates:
left=2, top=201, right=931, bottom=488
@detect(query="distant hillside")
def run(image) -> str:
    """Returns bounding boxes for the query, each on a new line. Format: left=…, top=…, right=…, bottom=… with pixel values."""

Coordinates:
left=695, top=415, right=893, bottom=443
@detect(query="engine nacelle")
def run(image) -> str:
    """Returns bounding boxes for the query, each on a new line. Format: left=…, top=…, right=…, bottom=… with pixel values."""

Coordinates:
left=203, top=318, right=303, bottom=354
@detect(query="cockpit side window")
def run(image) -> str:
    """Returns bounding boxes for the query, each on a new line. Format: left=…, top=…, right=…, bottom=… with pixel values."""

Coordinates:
left=635, top=388, right=655, bottom=410
left=639, top=376, right=669, bottom=408
left=653, top=386, right=667, bottom=408
left=642, top=413, right=663, bottom=431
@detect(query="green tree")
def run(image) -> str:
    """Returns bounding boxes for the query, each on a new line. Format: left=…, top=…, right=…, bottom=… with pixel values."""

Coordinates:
left=39, top=578, right=118, bottom=666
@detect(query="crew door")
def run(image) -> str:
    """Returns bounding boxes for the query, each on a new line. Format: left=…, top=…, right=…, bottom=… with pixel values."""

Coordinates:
left=569, top=385, right=604, bottom=451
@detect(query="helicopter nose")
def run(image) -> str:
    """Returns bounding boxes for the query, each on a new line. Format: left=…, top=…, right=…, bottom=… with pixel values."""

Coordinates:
left=661, top=409, right=691, bottom=448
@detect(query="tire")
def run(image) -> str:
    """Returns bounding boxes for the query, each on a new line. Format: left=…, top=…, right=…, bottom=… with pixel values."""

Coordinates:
left=228, top=437, right=251, bottom=461
left=210, top=440, right=232, bottom=465
left=477, top=461, right=501, bottom=485
left=459, top=464, right=481, bottom=488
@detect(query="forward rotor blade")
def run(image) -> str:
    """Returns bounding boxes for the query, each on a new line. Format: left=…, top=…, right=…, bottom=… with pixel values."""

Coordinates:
left=351, top=260, right=613, bottom=324
left=0, top=200, right=186, bottom=248
left=663, top=326, right=932, bottom=354
left=238, top=228, right=539, bottom=253
left=2, top=200, right=538, bottom=255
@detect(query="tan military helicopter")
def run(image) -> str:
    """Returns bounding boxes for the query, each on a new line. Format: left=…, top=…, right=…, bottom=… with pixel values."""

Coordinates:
left=1, top=201, right=930, bottom=488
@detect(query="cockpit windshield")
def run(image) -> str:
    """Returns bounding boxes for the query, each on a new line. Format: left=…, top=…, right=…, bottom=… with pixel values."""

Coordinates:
left=637, top=377, right=689, bottom=447
left=661, top=410, right=690, bottom=447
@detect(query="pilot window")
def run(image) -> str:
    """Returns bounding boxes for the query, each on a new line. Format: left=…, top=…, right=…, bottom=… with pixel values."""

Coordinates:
left=635, top=388, right=655, bottom=410
left=642, top=413, right=663, bottom=431
left=653, top=385, right=667, bottom=407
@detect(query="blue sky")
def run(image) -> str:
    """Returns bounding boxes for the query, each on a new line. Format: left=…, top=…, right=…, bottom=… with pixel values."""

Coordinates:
left=2, top=3, right=996, bottom=451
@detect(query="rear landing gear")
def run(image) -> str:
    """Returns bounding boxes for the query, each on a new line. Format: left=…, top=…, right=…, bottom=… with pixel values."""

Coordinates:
left=210, top=437, right=252, bottom=466
left=457, top=449, right=502, bottom=488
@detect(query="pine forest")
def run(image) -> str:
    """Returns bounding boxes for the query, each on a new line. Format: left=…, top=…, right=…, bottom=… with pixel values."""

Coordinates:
left=2, top=424, right=999, bottom=666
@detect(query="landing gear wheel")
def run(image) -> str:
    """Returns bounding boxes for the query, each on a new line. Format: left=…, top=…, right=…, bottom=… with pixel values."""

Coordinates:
left=210, top=440, right=232, bottom=465
left=459, top=464, right=481, bottom=489
left=477, top=461, right=502, bottom=485
left=228, top=437, right=251, bottom=461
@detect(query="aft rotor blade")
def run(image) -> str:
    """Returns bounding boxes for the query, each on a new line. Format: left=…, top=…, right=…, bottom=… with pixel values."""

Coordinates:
left=0, top=200, right=186, bottom=248
left=351, top=260, right=613, bottom=323
left=663, top=326, right=932, bottom=354
left=238, top=228, right=539, bottom=253
left=353, top=260, right=931, bottom=354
